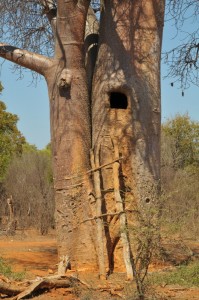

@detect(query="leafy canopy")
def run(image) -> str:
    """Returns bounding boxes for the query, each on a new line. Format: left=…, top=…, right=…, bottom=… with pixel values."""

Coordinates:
left=162, top=114, right=199, bottom=169
left=0, top=83, right=25, bottom=181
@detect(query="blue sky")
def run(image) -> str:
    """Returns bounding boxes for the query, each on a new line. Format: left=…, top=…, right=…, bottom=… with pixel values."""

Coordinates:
left=0, top=12, right=199, bottom=149
left=0, top=66, right=50, bottom=149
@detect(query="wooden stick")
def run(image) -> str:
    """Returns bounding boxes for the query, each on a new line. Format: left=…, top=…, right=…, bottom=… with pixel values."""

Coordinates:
left=81, top=209, right=136, bottom=223
left=90, top=148, right=106, bottom=280
left=112, top=138, right=133, bottom=280
left=64, top=157, right=123, bottom=180
left=14, top=275, right=89, bottom=300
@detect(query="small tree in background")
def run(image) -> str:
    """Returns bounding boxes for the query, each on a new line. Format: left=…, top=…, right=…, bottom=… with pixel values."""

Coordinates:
left=0, top=83, right=25, bottom=181
left=3, top=145, right=54, bottom=235
left=162, top=114, right=199, bottom=169
left=161, top=115, right=199, bottom=238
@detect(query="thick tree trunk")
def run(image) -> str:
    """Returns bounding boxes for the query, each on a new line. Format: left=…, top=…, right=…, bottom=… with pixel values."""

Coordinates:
left=44, top=0, right=98, bottom=271
left=0, top=0, right=165, bottom=278
left=92, top=0, right=165, bottom=273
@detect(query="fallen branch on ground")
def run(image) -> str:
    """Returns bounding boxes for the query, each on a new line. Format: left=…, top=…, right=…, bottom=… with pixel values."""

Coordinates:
left=0, top=274, right=124, bottom=299
left=0, top=275, right=88, bottom=300
left=0, top=281, right=24, bottom=297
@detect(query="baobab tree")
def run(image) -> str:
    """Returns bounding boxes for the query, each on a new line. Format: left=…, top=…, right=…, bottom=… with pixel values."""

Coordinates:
left=0, top=0, right=165, bottom=281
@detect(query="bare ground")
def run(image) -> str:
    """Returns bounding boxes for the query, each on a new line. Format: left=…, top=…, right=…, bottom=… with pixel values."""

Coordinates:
left=0, top=230, right=199, bottom=299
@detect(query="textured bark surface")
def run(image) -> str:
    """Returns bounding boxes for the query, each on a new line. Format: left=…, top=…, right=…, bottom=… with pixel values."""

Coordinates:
left=44, top=1, right=97, bottom=270
left=90, top=149, right=106, bottom=279
left=0, top=0, right=165, bottom=277
left=92, top=0, right=164, bottom=272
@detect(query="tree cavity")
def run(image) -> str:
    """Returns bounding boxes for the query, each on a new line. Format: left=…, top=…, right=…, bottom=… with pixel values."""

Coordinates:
left=109, top=92, right=128, bottom=109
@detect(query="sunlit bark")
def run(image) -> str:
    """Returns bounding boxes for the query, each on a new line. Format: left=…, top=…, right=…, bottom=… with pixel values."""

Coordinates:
left=0, top=0, right=165, bottom=278
left=0, top=44, right=52, bottom=75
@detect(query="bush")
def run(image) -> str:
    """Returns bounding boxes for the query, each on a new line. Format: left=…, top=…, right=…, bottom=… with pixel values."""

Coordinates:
left=148, top=261, right=199, bottom=287
left=2, top=146, right=54, bottom=234
left=0, top=257, right=25, bottom=280
left=161, top=115, right=199, bottom=238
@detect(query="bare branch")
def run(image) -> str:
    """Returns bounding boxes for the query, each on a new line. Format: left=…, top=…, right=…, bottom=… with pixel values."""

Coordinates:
left=163, top=41, right=199, bottom=89
left=0, top=1, right=54, bottom=57
left=165, top=1, right=199, bottom=88
left=0, top=44, right=53, bottom=75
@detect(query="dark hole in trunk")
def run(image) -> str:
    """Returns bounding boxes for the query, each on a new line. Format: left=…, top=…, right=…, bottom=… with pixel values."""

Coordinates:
left=110, top=92, right=128, bottom=109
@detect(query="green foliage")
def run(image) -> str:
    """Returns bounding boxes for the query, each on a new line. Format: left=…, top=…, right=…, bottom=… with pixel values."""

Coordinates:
left=0, top=257, right=25, bottom=281
left=40, top=143, right=53, bottom=183
left=0, top=83, right=25, bottom=181
left=161, top=114, right=199, bottom=238
left=22, top=142, right=37, bottom=153
left=41, top=142, right=51, bottom=155
left=148, top=261, right=199, bottom=287
left=162, top=114, right=199, bottom=169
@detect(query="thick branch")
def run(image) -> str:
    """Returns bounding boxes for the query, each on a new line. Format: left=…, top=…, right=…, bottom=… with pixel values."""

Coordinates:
left=0, top=44, right=52, bottom=75
left=0, top=281, right=24, bottom=297
left=0, top=274, right=124, bottom=299
left=85, top=7, right=99, bottom=39
left=85, top=6, right=99, bottom=92
left=39, top=0, right=57, bottom=34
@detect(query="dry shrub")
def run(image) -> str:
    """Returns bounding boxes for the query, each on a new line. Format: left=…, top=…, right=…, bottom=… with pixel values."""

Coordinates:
left=161, top=115, right=199, bottom=238
left=2, top=149, right=54, bottom=234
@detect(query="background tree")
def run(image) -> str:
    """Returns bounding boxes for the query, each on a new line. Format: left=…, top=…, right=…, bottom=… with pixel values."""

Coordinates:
left=161, top=115, right=199, bottom=238
left=0, top=0, right=165, bottom=284
left=162, top=114, right=199, bottom=169
left=3, top=144, right=54, bottom=235
left=0, top=83, right=25, bottom=181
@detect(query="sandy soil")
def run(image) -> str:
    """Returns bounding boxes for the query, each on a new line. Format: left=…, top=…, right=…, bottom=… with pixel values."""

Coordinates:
left=0, top=231, right=57, bottom=277
left=0, top=231, right=199, bottom=299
